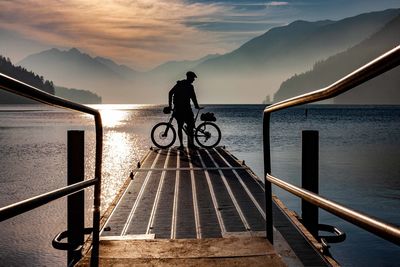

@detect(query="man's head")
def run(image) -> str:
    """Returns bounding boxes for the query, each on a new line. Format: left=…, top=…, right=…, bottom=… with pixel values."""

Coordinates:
left=186, top=71, right=197, bottom=83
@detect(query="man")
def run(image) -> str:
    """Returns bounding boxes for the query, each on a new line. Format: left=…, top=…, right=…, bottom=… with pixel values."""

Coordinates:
left=168, top=71, right=200, bottom=149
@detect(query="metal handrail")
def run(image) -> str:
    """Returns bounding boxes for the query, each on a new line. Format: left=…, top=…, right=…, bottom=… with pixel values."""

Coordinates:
left=267, top=174, right=400, bottom=246
left=263, top=45, right=400, bottom=244
left=0, top=73, right=102, bottom=266
left=0, top=179, right=97, bottom=221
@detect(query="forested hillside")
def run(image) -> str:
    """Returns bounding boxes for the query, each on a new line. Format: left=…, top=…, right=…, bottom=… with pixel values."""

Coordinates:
left=274, top=15, right=400, bottom=104
left=0, top=56, right=54, bottom=103
left=55, top=86, right=102, bottom=104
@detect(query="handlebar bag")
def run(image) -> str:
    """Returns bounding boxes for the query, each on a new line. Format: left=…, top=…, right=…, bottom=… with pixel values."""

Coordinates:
left=163, top=106, right=172, bottom=114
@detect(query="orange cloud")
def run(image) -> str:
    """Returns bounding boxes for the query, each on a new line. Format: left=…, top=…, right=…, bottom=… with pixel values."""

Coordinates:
left=0, top=0, right=232, bottom=69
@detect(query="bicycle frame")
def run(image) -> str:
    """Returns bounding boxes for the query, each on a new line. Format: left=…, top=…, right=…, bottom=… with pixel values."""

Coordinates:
left=162, top=116, right=175, bottom=137
left=166, top=108, right=203, bottom=136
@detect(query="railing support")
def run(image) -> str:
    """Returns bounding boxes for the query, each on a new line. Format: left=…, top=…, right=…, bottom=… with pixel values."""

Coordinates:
left=302, top=130, right=319, bottom=237
left=68, top=131, right=85, bottom=266
left=263, top=113, right=273, bottom=244
left=0, top=73, right=103, bottom=266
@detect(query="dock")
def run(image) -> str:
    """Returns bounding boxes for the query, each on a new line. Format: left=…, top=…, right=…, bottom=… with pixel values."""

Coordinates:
left=2, top=46, right=399, bottom=267
left=77, top=147, right=333, bottom=266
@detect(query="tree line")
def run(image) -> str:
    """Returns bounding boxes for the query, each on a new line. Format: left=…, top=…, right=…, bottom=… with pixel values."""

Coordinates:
left=0, top=55, right=55, bottom=103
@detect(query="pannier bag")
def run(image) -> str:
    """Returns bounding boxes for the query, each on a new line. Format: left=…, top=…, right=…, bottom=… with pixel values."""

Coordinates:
left=200, top=112, right=216, bottom=122
left=163, top=106, right=172, bottom=114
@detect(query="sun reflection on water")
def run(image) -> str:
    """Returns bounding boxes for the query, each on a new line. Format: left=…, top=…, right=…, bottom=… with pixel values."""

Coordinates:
left=85, top=104, right=155, bottom=209
left=99, top=109, right=129, bottom=128
left=102, top=131, right=133, bottom=207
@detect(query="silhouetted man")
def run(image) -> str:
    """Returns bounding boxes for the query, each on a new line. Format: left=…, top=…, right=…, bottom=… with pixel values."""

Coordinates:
left=168, top=71, right=200, bottom=150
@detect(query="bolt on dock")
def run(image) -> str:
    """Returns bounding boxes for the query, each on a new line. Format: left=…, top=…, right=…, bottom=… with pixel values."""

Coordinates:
left=77, top=147, right=334, bottom=266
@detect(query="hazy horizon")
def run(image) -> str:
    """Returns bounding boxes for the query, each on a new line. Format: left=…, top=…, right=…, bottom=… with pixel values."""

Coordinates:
left=1, top=1, right=399, bottom=70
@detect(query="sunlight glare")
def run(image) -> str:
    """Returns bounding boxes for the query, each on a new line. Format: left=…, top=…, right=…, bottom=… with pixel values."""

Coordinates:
left=100, top=109, right=129, bottom=128
left=102, top=131, right=133, bottom=207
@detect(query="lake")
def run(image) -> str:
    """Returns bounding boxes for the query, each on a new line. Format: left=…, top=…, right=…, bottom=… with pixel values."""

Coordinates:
left=0, top=104, right=399, bottom=266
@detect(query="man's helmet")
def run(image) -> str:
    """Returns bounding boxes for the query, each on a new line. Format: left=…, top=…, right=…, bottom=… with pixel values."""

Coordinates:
left=186, top=71, right=197, bottom=79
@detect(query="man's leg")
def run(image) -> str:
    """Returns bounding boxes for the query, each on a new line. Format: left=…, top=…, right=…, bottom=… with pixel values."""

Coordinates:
left=177, top=119, right=184, bottom=148
left=186, top=116, right=195, bottom=147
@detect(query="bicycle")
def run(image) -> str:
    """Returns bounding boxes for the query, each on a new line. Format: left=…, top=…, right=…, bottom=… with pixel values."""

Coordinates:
left=151, top=107, right=221, bottom=149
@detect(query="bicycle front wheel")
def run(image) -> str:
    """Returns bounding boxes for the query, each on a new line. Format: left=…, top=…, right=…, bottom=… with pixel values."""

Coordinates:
left=151, top=122, right=176, bottom=149
left=195, top=122, right=221, bottom=148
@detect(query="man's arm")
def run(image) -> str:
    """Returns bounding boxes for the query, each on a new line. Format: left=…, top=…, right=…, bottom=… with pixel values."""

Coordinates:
left=168, top=86, right=175, bottom=108
left=190, top=86, right=200, bottom=109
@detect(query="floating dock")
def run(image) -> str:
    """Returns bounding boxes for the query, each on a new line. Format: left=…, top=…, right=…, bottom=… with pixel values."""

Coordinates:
left=77, top=147, right=335, bottom=266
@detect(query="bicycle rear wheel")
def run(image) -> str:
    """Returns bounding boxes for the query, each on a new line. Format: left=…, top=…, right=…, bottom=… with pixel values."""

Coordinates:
left=195, top=122, right=221, bottom=148
left=151, top=122, right=176, bottom=149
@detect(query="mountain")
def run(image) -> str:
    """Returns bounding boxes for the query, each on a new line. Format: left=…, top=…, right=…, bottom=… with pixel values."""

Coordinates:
left=132, top=54, right=221, bottom=101
left=94, top=56, right=137, bottom=79
left=274, top=14, right=400, bottom=104
left=192, top=8, right=400, bottom=103
left=17, top=48, right=137, bottom=103
left=55, top=86, right=102, bottom=104
left=16, top=47, right=219, bottom=103
left=148, top=54, right=219, bottom=79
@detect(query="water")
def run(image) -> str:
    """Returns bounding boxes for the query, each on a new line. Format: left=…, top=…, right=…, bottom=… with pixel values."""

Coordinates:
left=0, top=104, right=399, bottom=266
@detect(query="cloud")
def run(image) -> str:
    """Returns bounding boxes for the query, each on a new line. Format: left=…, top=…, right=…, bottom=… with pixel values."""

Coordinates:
left=266, top=1, right=289, bottom=6
left=0, top=0, right=226, bottom=69
left=0, top=0, right=290, bottom=69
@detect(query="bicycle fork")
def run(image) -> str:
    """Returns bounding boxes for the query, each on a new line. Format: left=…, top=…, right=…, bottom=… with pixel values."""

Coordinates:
left=163, top=117, right=174, bottom=137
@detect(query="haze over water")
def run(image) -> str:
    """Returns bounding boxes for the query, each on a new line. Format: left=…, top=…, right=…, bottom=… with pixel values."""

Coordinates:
left=0, top=104, right=399, bottom=266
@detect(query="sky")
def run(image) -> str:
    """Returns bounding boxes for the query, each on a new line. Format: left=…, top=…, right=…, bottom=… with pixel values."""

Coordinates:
left=1, top=0, right=399, bottom=70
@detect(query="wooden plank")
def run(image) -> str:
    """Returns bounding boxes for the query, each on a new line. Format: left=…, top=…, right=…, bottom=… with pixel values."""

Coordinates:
left=211, top=148, right=266, bottom=231
left=78, top=255, right=285, bottom=267
left=205, top=149, right=251, bottom=231
left=196, top=149, right=226, bottom=234
left=186, top=148, right=201, bottom=239
left=76, top=237, right=286, bottom=267
left=121, top=151, right=162, bottom=235
left=171, top=149, right=180, bottom=239
left=146, top=149, right=171, bottom=234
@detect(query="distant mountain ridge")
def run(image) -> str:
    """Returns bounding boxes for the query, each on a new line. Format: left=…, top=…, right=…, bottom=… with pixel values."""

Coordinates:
left=199, top=9, right=400, bottom=71
left=95, top=56, right=137, bottom=79
left=0, top=55, right=103, bottom=104
left=148, top=54, right=220, bottom=78
left=17, top=48, right=136, bottom=100
left=17, top=48, right=142, bottom=103
left=13, top=8, right=400, bottom=103
left=274, top=14, right=400, bottom=104
left=55, top=86, right=102, bottom=104
left=192, top=8, right=400, bottom=103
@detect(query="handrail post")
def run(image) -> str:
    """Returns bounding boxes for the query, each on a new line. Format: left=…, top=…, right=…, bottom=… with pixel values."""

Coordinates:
left=67, top=130, right=85, bottom=266
left=263, top=112, right=273, bottom=244
left=302, top=130, right=319, bottom=238
left=90, top=113, right=103, bottom=267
